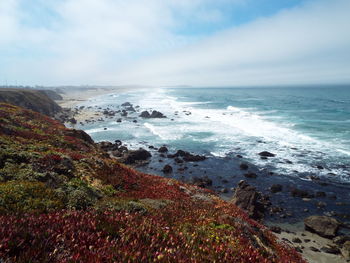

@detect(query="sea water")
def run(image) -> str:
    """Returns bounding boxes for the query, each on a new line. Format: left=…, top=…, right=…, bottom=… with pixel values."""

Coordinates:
left=77, top=86, right=350, bottom=184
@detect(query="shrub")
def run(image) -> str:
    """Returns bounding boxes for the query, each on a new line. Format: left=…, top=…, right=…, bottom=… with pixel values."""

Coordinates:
left=0, top=181, right=63, bottom=214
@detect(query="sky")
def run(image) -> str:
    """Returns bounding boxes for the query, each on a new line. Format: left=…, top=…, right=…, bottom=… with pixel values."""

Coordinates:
left=0, top=0, right=350, bottom=87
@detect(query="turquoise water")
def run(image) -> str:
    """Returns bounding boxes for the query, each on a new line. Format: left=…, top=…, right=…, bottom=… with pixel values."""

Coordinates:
left=77, top=86, right=350, bottom=183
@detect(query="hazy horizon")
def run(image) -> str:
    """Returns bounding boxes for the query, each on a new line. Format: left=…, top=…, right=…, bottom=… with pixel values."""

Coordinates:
left=1, top=0, right=350, bottom=86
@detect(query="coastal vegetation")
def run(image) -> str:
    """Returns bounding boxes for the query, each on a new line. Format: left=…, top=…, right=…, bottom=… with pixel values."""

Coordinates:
left=0, top=102, right=305, bottom=262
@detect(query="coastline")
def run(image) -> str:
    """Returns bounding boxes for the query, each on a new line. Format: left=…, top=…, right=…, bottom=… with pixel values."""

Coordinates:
left=57, top=88, right=350, bottom=263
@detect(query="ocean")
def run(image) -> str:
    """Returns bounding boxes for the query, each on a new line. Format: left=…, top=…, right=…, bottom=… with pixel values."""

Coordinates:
left=78, top=86, right=350, bottom=184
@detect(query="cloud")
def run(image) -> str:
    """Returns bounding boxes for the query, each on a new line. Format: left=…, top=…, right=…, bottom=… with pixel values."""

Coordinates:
left=112, top=0, right=350, bottom=86
left=0, top=0, right=349, bottom=86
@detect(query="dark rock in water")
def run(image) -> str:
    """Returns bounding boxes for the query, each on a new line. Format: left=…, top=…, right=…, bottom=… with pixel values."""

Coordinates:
left=116, top=118, right=122, bottom=122
left=168, top=150, right=205, bottom=162
left=69, top=118, right=77, bottom=124
left=123, top=149, right=152, bottom=164
left=236, top=154, right=243, bottom=158
left=315, top=191, right=326, bottom=197
left=121, top=110, right=128, bottom=117
left=103, top=127, right=107, bottom=130
left=158, top=146, right=168, bottom=153
left=139, top=111, right=151, bottom=118
left=121, top=102, right=132, bottom=107
left=150, top=110, right=166, bottom=118
left=291, top=188, right=313, bottom=198
left=133, top=120, right=137, bottom=123
left=270, top=226, right=282, bottom=234
left=192, top=176, right=212, bottom=188
left=258, top=151, right=276, bottom=157
left=270, top=184, right=283, bottom=193
left=125, top=106, right=136, bottom=112
left=320, top=246, right=341, bottom=254
left=174, top=157, right=183, bottom=164
left=244, top=172, right=257, bottom=179
left=162, top=164, right=173, bottom=173
left=239, top=163, right=249, bottom=170
left=231, top=180, right=265, bottom=220
left=316, top=165, right=324, bottom=170
left=304, top=216, right=340, bottom=238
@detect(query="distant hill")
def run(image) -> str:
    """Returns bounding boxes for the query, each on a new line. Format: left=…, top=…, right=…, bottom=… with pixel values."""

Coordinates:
left=0, top=88, right=61, bottom=116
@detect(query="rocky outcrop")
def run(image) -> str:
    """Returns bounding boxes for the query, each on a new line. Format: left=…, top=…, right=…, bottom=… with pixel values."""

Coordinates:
left=167, top=150, right=206, bottom=162
left=122, top=149, right=152, bottom=164
left=139, top=110, right=166, bottom=118
left=258, top=151, right=276, bottom=157
left=231, top=180, right=265, bottom=220
left=304, top=216, right=340, bottom=238
left=64, top=129, right=94, bottom=145
left=0, top=88, right=62, bottom=116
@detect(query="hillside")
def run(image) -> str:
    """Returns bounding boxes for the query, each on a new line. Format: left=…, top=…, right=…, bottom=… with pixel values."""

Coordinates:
left=0, top=103, right=304, bottom=262
left=0, top=89, right=61, bottom=116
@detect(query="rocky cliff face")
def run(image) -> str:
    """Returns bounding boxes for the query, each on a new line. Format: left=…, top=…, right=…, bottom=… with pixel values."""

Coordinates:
left=0, top=88, right=61, bottom=116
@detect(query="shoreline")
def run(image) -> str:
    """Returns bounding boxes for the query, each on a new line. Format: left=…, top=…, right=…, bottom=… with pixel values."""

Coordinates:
left=57, top=88, right=350, bottom=262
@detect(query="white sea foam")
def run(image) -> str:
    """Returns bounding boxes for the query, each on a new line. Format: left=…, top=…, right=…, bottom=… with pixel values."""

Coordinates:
left=144, top=123, right=182, bottom=140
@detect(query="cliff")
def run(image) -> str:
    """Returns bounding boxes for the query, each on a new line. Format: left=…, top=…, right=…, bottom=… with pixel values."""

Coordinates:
left=0, top=103, right=304, bottom=263
left=0, top=88, right=61, bottom=116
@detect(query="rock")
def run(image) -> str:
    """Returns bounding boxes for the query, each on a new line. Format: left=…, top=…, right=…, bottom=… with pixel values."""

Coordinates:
left=158, top=146, right=168, bottom=153
left=133, top=120, right=137, bottom=123
left=236, top=154, right=243, bottom=158
left=316, top=201, right=326, bottom=208
left=174, top=157, right=183, bottom=164
left=121, top=102, right=132, bottom=107
left=244, top=172, right=257, bottom=179
left=316, top=165, right=324, bottom=170
left=270, top=184, right=283, bottom=193
left=320, top=245, right=340, bottom=254
left=231, top=180, right=265, bottom=220
left=168, top=150, right=206, bottom=162
left=292, top=238, right=302, bottom=243
left=139, top=111, right=151, bottom=118
left=270, top=226, right=282, bottom=234
left=121, top=110, right=128, bottom=117
left=150, top=110, right=166, bottom=118
left=315, top=191, right=326, bottom=197
left=333, top=236, right=350, bottom=246
left=304, top=216, right=340, bottom=238
left=309, top=246, right=320, bottom=252
left=162, top=164, right=173, bottom=173
left=291, top=188, right=313, bottom=198
left=116, top=118, right=122, bottom=123
left=258, top=151, right=276, bottom=157
left=239, top=163, right=249, bottom=170
left=123, top=149, right=152, bottom=164
left=341, top=241, right=350, bottom=260
left=125, top=106, right=136, bottom=112
left=191, top=176, right=212, bottom=188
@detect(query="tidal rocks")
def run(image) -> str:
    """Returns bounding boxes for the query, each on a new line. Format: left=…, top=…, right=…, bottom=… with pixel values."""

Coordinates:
left=167, top=150, right=206, bottom=162
left=244, top=172, right=257, bottom=179
left=121, top=102, right=132, bottom=107
left=139, top=110, right=166, bottom=118
left=290, top=188, right=314, bottom=198
left=191, top=176, right=212, bottom=188
left=158, top=146, right=168, bottom=153
left=304, top=215, right=340, bottom=238
left=231, top=180, right=265, bottom=220
left=162, top=164, right=173, bottom=173
left=239, top=163, right=249, bottom=170
left=123, top=149, right=152, bottom=164
left=258, top=151, right=276, bottom=157
left=270, top=184, right=283, bottom=193
left=139, top=111, right=151, bottom=118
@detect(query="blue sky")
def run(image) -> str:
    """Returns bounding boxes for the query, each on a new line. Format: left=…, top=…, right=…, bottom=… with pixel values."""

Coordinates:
left=0, top=0, right=349, bottom=86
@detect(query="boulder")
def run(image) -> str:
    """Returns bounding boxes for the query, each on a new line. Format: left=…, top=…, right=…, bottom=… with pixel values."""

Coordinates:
left=123, top=149, right=152, bottom=164
left=191, top=176, right=212, bottom=188
left=139, top=111, right=151, bottom=118
left=231, top=180, right=265, bottom=220
left=158, top=146, right=168, bottom=153
left=341, top=241, right=350, bottom=260
left=121, top=102, right=132, bottom=107
left=150, top=110, right=166, bottom=118
left=239, top=163, right=249, bottom=170
left=258, top=151, right=276, bottom=157
left=304, top=216, right=340, bottom=238
left=270, top=184, right=283, bottom=193
left=244, top=172, right=257, bottom=179
left=291, top=188, right=313, bottom=198
left=162, top=164, right=173, bottom=173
